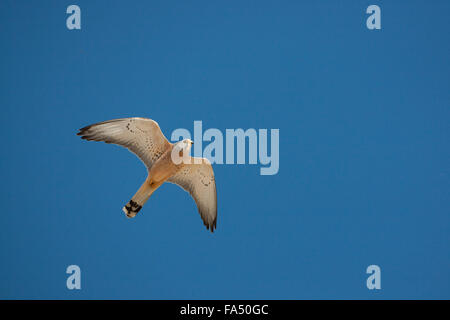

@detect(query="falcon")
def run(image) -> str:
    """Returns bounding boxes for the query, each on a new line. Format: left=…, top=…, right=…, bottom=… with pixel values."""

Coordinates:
left=77, top=117, right=217, bottom=232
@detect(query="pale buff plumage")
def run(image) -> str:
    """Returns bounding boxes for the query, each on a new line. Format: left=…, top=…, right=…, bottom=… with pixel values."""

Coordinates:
left=77, top=117, right=217, bottom=232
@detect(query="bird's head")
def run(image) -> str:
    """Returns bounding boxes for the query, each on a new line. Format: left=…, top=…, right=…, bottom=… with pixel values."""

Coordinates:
left=176, top=139, right=194, bottom=152
left=171, top=139, right=194, bottom=164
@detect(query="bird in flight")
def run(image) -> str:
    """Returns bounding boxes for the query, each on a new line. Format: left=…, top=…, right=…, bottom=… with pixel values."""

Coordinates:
left=77, top=117, right=217, bottom=232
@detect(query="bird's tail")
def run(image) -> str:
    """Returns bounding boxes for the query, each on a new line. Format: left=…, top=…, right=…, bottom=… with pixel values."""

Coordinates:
left=122, top=180, right=161, bottom=218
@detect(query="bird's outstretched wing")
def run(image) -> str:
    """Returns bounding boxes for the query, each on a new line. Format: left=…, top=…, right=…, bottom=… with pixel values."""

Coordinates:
left=167, top=158, right=217, bottom=232
left=77, top=117, right=171, bottom=170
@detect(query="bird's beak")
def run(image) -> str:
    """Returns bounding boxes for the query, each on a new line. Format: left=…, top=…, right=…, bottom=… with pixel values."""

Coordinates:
left=191, top=141, right=194, bottom=145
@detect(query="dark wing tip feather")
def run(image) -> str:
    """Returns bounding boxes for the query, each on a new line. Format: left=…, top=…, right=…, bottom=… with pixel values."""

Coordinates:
left=77, top=125, right=92, bottom=139
left=77, top=118, right=125, bottom=138
left=77, top=123, right=95, bottom=135
left=203, top=212, right=217, bottom=233
left=77, top=123, right=107, bottom=142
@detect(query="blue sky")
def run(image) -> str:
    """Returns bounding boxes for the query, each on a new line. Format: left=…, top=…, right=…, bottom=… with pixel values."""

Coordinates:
left=0, top=1, right=449, bottom=299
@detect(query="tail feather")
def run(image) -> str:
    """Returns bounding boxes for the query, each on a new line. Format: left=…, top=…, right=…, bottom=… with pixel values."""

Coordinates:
left=122, top=179, right=162, bottom=218
left=123, top=180, right=152, bottom=218
left=122, top=200, right=143, bottom=218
